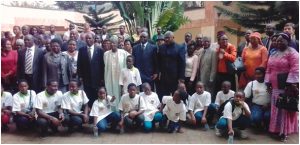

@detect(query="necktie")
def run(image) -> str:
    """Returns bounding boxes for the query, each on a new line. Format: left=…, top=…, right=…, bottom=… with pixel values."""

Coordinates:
left=266, top=38, right=271, bottom=50
left=25, top=48, right=33, bottom=74
left=88, top=47, right=91, bottom=60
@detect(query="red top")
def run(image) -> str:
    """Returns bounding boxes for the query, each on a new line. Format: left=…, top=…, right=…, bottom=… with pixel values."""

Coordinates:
left=216, top=43, right=237, bottom=73
left=1, top=50, right=18, bottom=78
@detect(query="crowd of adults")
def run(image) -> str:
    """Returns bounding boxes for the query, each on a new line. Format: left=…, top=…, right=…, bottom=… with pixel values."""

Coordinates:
left=1, top=22, right=299, bottom=142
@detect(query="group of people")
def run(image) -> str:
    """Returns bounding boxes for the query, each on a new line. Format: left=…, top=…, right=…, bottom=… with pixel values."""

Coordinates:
left=1, top=22, right=299, bottom=142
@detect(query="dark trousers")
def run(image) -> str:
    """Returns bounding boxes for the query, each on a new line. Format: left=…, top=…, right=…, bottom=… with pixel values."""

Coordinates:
left=185, top=77, right=195, bottom=96
left=159, top=77, right=177, bottom=101
left=215, top=73, right=236, bottom=96
left=161, top=115, right=181, bottom=133
left=216, top=115, right=251, bottom=130
left=36, top=112, right=69, bottom=135
left=97, top=112, right=121, bottom=132
left=83, top=85, right=97, bottom=108
left=13, top=115, right=35, bottom=130
left=68, top=115, right=84, bottom=128
left=124, top=114, right=144, bottom=129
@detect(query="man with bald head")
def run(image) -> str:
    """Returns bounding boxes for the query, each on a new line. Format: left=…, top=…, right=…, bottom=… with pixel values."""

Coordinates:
left=17, top=34, right=44, bottom=92
left=132, top=32, right=158, bottom=89
left=77, top=33, right=104, bottom=107
left=49, top=24, right=62, bottom=42
left=157, top=31, right=186, bottom=100
left=61, top=29, right=86, bottom=51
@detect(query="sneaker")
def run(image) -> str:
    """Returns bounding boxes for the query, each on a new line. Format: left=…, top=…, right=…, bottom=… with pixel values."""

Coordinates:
left=215, top=128, right=222, bottom=137
left=239, top=130, right=248, bottom=139
left=280, top=134, right=288, bottom=142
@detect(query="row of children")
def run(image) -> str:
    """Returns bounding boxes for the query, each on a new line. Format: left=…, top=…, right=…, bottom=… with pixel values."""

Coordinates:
left=1, top=67, right=269, bottom=139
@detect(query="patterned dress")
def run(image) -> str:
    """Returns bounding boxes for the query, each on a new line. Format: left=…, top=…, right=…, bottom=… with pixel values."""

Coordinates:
left=265, top=47, right=299, bottom=135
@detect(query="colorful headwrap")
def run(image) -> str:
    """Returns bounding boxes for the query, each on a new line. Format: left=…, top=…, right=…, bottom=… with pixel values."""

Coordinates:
left=249, top=32, right=263, bottom=45
left=278, top=32, right=291, bottom=42
left=217, top=31, right=225, bottom=39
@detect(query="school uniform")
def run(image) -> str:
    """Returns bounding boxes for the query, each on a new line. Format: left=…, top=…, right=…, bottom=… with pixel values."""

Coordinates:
left=119, top=67, right=142, bottom=94
left=244, top=80, right=270, bottom=126
left=118, top=93, right=146, bottom=128
left=216, top=101, right=251, bottom=131
left=61, top=90, right=89, bottom=128
left=12, top=90, right=36, bottom=130
left=161, top=96, right=187, bottom=132
left=34, top=90, right=69, bottom=134
left=188, top=91, right=211, bottom=125
left=140, top=92, right=162, bottom=132
left=1, top=91, right=13, bottom=126
left=90, top=95, right=120, bottom=133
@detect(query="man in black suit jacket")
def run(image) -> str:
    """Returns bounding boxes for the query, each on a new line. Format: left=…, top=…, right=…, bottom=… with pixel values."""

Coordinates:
left=158, top=31, right=186, bottom=100
left=17, top=34, right=44, bottom=93
left=77, top=33, right=105, bottom=107
left=132, top=32, right=158, bottom=89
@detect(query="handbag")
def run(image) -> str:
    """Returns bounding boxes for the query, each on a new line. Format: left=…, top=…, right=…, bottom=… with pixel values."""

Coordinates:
left=276, top=93, right=299, bottom=112
left=234, top=57, right=245, bottom=72
left=277, top=73, right=288, bottom=90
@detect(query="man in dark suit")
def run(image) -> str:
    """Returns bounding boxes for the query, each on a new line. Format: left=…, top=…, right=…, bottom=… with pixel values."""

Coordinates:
left=132, top=32, right=158, bottom=89
left=17, top=34, right=44, bottom=93
left=262, top=24, right=276, bottom=51
left=182, top=32, right=192, bottom=52
left=61, top=30, right=86, bottom=52
left=158, top=31, right=186, bottom=100
left=100, top=25, right=111, bottom=41
left=77, top=33, right=105, bottom=107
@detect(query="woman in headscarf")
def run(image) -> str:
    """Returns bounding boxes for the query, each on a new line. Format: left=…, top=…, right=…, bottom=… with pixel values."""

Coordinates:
left=239, top=32, right=268, bottom=89
left=265, top=32, right=298, bottom=142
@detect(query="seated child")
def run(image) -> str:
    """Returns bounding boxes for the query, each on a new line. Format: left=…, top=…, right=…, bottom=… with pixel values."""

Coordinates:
left=90, top=87, right=121, bottom=136
left=118, top=83, right=146, bottom=132
left=1, top=85, right=13, bottom=132
left=140, top=82, right=162, bottom=132
left=215, top=91, right=251, bottom=139
left=161, top=90, right=187, bottom=133
left=187, top=82, right=211, bottom=131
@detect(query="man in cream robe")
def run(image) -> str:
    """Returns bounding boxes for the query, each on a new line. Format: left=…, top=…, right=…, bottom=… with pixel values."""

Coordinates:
left=104, top=38, right=129, bottom=111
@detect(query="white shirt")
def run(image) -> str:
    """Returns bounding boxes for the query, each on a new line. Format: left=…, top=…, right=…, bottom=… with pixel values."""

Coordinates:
left=1, top=91, right=13, bottom=108
left=118, top=94, right=146, bottom=116
left=119, top=67, right=142, bottom=94
left=87, top=44, right=95, bottom=58
left=141, top=42, right=148, bottom=50
left=102, top=34, right=107, bottom=40
left=34, top=90, right=63, bottom=114
left=62, top=51, right=78, bottom=62
left=162, top=96, right=187, bottom=122
left=140, top=92, right=160, bottom=121
left=188, top=91, right=211, bottom=113
left=61, top=90, right=89, bottom=113
left=185, top=55, right=198, bottom=80
left=25, top=45, right=35, bottom=74
left=223, top=101, right=250, bottom=120
left=90, top=95, right=115, bottom=123
left=214, top=90, right=235, bottom=106
left=244, top=80, right=270, bottom=106
left=12, top=90, right=36, bottom=112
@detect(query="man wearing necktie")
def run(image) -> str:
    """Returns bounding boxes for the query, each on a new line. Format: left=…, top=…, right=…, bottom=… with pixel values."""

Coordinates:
left=17, top=34, right=44, bottom=93
left=262, top=24, right=276, bottom=52
left=133, top=32, right=158, bottom=90
left=77, top=33, right=105, bottom=107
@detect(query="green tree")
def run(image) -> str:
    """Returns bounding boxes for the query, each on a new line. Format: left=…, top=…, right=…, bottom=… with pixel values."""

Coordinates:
left=63, top=3, right=123, bottom=33
left=214, top=1, right=299, bottom=36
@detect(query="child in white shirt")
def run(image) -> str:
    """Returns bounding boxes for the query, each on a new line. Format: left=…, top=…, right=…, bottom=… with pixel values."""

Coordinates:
left=12, top=80, right=36, bottom=131
left=90, top=87, right=120, bottom=136
left=1, top=85, right=13, bottom=131
left=140, top=83, right=162, bottom=132
left=34, top=80, right=68, bottom=137
left=188, top=82, right=211, bottom=131
left=118, top=83, right=146, bottom=132
left=61, top=80, right=89, bottom=132
left=119, top=55, right=142, bottom=95
left=244, top=67, right=270, bottom=129
left=161, top=90, right=187, bottom=133
left=215, top=91, right=251, bottom=139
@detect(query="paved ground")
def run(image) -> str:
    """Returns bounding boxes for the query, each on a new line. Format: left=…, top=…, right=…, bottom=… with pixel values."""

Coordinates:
left=1, top=123, right=299, bottom=144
